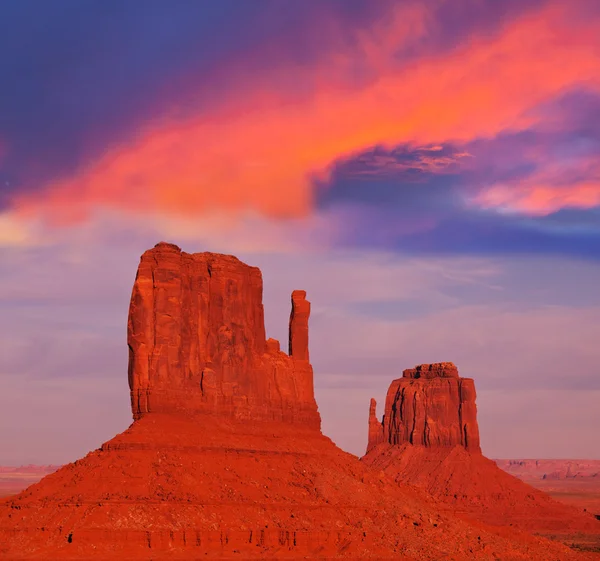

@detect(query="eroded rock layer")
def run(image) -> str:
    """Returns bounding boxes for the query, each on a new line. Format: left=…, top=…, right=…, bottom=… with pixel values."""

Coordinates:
left=128, top=242, right=319, bottom=428
left=367, top=362, right=480, bottom=453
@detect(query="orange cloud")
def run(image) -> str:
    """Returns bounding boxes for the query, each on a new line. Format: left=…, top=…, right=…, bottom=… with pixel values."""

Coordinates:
left=11, top=1, right=600, bottom=225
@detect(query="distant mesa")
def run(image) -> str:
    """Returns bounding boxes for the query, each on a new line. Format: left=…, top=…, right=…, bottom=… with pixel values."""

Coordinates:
left=496, top=459, right=600, bottom=481
left=362, top=362, right=600, bottom=543
left=0, top=244, right=594, bottom=559
left=494, top=459, right=600, bottom=520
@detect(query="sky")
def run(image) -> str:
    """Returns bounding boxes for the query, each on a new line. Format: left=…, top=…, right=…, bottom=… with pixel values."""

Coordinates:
left=0, top=0, right=599, bottom=464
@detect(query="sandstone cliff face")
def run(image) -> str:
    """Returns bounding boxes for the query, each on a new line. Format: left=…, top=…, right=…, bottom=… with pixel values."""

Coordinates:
left=366, top=362, right=480, bottom=453
left=128, top=242, right=319, bottom=428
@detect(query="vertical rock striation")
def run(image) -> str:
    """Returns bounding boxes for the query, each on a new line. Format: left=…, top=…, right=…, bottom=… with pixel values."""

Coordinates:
left=128, top=242, right=320, bottom=428
left=366, top=362, right=480, bottom=454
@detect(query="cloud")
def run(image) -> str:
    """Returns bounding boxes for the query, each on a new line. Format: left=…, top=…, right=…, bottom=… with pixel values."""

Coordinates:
left=312, top=87, right=600, bottom=258
left=0, top=0, right=395, bottom=203
left=7, top=0, right=600, bottom=226
left=475, top=178, right=600, bottom=216
left=329, top=144, right=472, bottom=178
left=468, top=91, right=600, bottom=215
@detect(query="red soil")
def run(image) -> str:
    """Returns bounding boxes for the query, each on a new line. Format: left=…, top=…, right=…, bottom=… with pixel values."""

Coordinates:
left=1, top=414, right=595, bottom=560
left=365, top=444, right=600, bottom=537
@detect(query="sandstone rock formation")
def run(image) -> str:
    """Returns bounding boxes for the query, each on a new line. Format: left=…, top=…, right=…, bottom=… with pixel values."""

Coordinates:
left=366, top=362, right=480, bottom=453
left=0, top=245, right=595, bottom=559
left=363, top=363, right=600, bottom=546
left=128, top=242, right=319, bottom=428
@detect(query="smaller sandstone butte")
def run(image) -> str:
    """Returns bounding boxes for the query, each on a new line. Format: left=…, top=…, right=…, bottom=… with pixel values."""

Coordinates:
left=363, top=363, right=600, bottom=547
left=366, top=362, right=480, bottom=453
left=128, top=242, right=319, bottom=428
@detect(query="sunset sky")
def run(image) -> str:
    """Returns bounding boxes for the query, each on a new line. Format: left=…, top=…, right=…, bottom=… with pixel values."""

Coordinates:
left=1, top=0, right=599, bottom=464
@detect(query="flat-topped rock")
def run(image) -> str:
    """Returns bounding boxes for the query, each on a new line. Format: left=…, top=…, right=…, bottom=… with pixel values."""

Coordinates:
left=367, top=362, right=480, bottom=453
left=128, top=242, right=320, bottom=428
left=403, top=362, right=459, bottom=379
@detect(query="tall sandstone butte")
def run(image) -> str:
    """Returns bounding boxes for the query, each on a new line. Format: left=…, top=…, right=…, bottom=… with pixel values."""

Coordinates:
left=128, top=242, right=319, bottom=428
left=363, top=362, right=600, bottom=545
left=0, top=245, right=595, bottom=560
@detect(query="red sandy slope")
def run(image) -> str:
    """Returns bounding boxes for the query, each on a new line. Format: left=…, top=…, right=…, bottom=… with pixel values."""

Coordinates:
left=365, top=444, right=600, bottom=538
left=1, top=414, right=596, bottom=560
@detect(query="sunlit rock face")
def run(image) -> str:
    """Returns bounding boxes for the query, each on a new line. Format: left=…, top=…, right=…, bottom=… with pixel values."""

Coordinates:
left=128, top=242, right=320, bottom=429
left=366, top=362, right=480, bottom=454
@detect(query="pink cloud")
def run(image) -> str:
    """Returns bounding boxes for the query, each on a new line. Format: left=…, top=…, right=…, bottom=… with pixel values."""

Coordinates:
left=473, top=158, right=600, bottom=215
left=9, top=1, right=600, bottom=226
left=475, top=181, right=600, bottom=215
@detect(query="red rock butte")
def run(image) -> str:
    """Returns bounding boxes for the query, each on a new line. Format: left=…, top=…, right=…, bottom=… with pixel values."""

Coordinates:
left=0, top=244, right=596, bottom=560
left=367, top=362, right=480, bottom=454
left=363, top=363, right=600, bottom=547
left=128, top=241, right=319, bottom=428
